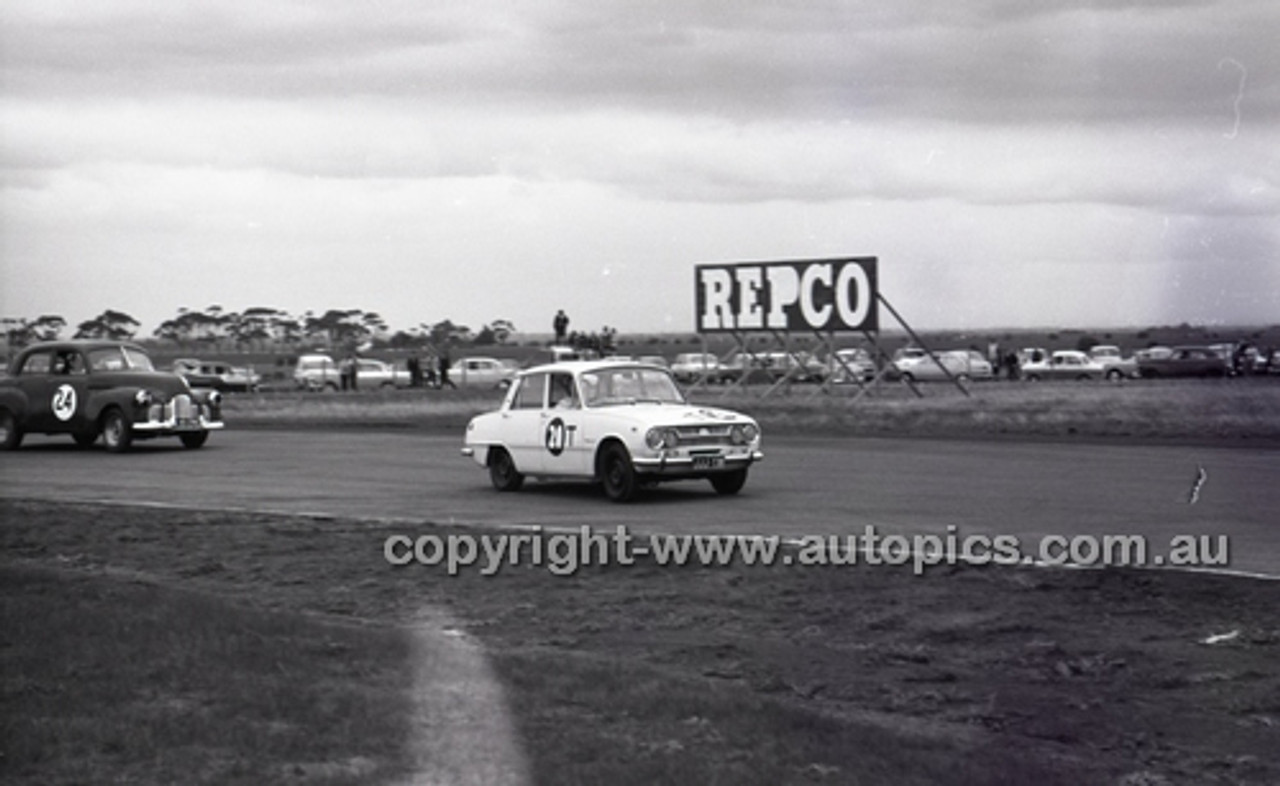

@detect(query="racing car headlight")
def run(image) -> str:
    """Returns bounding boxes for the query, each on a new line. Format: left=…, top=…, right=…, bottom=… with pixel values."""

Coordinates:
left=208, top=390, right=223, bottom=407
left=730, top=423, right=759, bottom=445
left=645, top=427, right=680, bottom=450
left=134, top=390, right=153, bottom=407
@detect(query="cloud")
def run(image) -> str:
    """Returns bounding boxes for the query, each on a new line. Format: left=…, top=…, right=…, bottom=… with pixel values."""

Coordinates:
left=1, top=0, right=1277, bottom=331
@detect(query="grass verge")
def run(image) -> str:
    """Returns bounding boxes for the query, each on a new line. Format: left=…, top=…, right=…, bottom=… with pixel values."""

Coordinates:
left=3, top=499, right=1279, bottom=784
left=1, top=565, right=414, bottom=786
left=219, top=378, right=1280, bottom=442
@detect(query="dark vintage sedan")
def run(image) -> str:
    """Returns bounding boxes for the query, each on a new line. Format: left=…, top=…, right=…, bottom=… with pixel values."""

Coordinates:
left=0, top=340, right=224, bottom=452
left=1136, top=345, right=1231, bottom=378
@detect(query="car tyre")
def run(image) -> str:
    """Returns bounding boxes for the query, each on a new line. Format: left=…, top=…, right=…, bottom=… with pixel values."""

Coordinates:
left=1106, top=369, right=1123, bottom=381
left=488, top=447, right=524, bottom=492
left=956, top=373, right=971, bottom=384
left=0, top=410, right=23, bottom=451
left=709, top=468, right=748, bottom=496
left=180, top=432, right=209, bottom=449
left=101, top=408, right=133, bottom=453
left=900, top=372, right=915, bottom=384
left=1026, top=374, right=1041, bottom=382
left=600, top=443, right=637, bottom=503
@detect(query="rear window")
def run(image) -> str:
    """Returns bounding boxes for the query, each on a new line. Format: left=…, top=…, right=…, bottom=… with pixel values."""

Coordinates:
left=19, top=352, right=52, bottom=375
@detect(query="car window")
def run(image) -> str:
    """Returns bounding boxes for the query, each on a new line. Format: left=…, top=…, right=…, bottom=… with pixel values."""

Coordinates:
left=51, top=350, right=86, bottom=375
left=121, top=348, right=155, bottom=370
left=511, top=373, right=546, bottom=410
left=549, top=373, right=578, bottom=409
left=88, top=348, right=129, bottom=372
left=19, top=351, right=53, bottom=375
left=582, top=367, right=684, bottom=406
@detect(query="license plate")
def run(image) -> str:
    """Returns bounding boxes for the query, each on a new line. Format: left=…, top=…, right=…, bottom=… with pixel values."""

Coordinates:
left=692, top=455, right=724, bottom=470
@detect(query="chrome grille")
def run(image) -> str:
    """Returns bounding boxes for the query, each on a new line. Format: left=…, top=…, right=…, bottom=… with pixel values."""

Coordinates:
left=673, top=424, right=733, bottom=447
left=172, top=394, right=195, bottom=422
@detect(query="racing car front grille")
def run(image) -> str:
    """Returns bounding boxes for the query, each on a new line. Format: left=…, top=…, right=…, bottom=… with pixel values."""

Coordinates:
left=673, top=425, right=734, bottom=447
left=171, top=395, right=196, bottom=423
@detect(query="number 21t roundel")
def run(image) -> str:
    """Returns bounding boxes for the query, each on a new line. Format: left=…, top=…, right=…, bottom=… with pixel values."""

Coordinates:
left=545, top=417, right=567, bottom=455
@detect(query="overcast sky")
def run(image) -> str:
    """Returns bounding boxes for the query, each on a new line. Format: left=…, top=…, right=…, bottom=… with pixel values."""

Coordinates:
left=2, top=1, right=1276, bottom=337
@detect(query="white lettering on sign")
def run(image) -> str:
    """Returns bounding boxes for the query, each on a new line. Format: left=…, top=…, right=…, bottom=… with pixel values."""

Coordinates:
left=695, top=258, right=878, bottom=333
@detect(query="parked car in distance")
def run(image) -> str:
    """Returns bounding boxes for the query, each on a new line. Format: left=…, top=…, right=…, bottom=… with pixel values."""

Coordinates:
left=1137, top=346, right=1230, bottom=378
left=1021, top=350, right=1107, bottom=381
left=454, top=357, right=517, bottom=389
left=355, top=358, right=410, bottom=389
left=893, top=348, right=992, bottom=382
left=173, top=358, right=261, bottom=392
left=827, top=348, right=876, bottom=384
left=462, top=359, right=763, bottom=501
left=293, top=354, right=340, bottom=390
left=1086, top=345, right=1139, bottom=380
left=670, top=353, right=723, bottom=384
left=1, top=340, right=224, bottom=452
left=1134, top=346, right=1173, bottom=362
left=758, top=351, right=827, bottom=383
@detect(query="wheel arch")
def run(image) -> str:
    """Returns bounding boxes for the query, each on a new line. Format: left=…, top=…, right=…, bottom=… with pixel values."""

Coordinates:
left=593, top=436, right=631, bottom=479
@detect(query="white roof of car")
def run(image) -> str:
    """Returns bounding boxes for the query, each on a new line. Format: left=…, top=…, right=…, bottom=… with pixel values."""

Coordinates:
left=516, top=359, right=668, bottom=377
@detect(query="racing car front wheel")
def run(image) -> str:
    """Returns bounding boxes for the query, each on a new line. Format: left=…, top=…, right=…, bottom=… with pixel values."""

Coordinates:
left=710, top=468, right=748, bottom=495
left=181, top=432, right=209, bottom=449
left=600, top=444, right=637, bottom=503
left=101, top=408, right=133, bottom=453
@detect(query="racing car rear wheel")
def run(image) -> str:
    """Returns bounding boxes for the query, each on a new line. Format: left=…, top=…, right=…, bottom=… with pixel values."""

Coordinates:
left=488, top=447, right=524, bottom=492
left=101, top=408, right=133, bottom=453
left=709, top=468, right=748, bottom=495
left=0, top=410, right=22, bottom=451
left=600, top=444, right=637, bottom=503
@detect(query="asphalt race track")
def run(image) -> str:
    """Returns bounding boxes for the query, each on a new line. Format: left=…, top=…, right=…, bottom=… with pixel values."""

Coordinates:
left=2, top=430, right=1277, bottom=577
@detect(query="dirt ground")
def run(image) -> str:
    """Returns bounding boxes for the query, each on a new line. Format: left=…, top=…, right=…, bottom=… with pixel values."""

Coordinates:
left=2, top=498, right=1278, bottom=784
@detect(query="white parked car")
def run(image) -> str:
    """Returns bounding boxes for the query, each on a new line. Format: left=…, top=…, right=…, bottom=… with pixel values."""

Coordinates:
left=670, top=352, right=723, bottom=384
left=1021, top=350, right=1107, bottom=381
left=356, top=359, right=409, bottom=389
left=453, top=357, right=517, bottom=389
left=462, top=360, right=763, bottom=502
left=1087, top=345, right=1139, bottom=380
left=892, top=348, right=992, bottom=382
left=827, top=348, right=875, bottom=384
left=293, top=354, right=339, bottom=390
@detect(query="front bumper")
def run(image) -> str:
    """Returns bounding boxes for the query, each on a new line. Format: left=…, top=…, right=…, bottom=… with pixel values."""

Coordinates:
left=632, top=449, right=763, bottom=475
left=134, top=395, right=225, bottom=434
left=133, top=417, right=224, bottom=434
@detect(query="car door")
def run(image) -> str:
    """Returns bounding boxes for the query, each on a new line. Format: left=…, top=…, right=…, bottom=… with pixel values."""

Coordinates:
left=20, top=348, right=91, bottom=434
left=501, top=373, right=548, bottom=472
left=538, top=371, right=588, bottom=476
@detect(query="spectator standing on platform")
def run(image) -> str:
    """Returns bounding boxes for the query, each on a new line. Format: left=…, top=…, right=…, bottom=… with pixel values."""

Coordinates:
left=553, top=310, right=570, bottom=345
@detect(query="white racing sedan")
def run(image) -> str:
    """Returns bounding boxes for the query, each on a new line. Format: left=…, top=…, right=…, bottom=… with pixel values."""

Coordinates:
left=462, top=359, right=763, bottom=502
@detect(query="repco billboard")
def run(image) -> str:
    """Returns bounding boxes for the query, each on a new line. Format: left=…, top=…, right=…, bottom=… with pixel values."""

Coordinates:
left=695, top=257, right=878, bottom=333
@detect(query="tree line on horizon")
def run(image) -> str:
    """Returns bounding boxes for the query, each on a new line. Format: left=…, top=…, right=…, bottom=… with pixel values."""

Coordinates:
left=1, top=306, right=519, bottom=351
